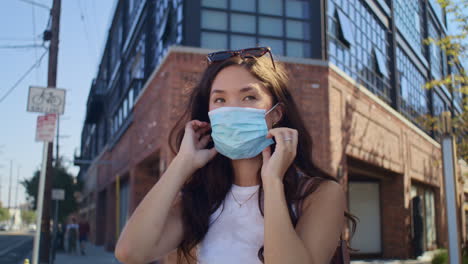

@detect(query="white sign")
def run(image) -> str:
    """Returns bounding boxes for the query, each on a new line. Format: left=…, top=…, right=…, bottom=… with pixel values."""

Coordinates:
left=35, top=114, right=57, bottom=142
left=27, top=86, right=66, bottom=115
left=52, top=189, right=65, bottom=200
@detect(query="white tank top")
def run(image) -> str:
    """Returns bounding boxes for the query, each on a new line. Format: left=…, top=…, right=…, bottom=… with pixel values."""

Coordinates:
left=196, top=184, right=297, bottom=264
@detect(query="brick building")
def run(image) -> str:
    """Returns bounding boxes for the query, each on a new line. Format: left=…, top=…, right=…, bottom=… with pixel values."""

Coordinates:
left=76, top=0, right=466, bottom=261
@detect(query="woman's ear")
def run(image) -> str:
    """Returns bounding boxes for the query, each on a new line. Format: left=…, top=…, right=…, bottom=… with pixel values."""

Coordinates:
left=269, top=102, right=284, bottom=128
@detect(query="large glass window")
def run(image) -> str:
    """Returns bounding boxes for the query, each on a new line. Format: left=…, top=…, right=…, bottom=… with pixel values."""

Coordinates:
left=394, top=0, right=424, bottom=55
left=328, top=0, right=391, bottom=102
left=397, top=47, right=429, bottom=126
left=200, top=0, right=310, bottom=57
left=428, top=19, right=443, bottom=81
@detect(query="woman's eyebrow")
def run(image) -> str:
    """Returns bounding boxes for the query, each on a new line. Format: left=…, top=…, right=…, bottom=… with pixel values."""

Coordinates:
left=210, top=85, right=260, bottom=95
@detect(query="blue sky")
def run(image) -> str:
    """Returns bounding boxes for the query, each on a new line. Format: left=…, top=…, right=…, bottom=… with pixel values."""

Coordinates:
left=0, top=0, right=114, bottom=207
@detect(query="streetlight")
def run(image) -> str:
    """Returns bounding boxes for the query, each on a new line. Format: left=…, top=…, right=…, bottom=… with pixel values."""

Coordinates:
left=440, top=111, right=462, bottom=264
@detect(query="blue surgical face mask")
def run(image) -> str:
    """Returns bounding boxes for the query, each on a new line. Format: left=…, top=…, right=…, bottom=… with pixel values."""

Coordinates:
left=208, top=103, right=279, bottom=160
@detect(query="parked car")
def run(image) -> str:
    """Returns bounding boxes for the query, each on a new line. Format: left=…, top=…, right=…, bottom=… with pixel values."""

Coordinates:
left=0, top=224, right=9, bottom=231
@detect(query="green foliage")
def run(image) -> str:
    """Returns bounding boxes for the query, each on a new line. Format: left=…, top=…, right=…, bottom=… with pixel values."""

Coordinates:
left=21, top=210, right=36, bottom=224
left=432, top=250, right=448, bottom=264
left=422, top=0, right=468, bottom=161
left=0, top=207, right=10, bottom=222
left=431, top=249, right=468, bottom=264
left=21, top=158, right=82, bottom=223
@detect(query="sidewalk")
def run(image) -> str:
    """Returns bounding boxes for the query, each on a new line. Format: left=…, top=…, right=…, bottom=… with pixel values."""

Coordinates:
left=53, top=242, right=120, bottom=264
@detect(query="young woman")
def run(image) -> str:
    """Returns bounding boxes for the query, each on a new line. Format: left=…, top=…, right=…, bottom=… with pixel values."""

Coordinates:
left=115, top=47, right=356, bottom=264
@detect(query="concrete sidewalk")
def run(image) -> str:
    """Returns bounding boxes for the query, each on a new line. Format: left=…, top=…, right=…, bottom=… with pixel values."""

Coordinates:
left=53, top=242, right=120, bottom=264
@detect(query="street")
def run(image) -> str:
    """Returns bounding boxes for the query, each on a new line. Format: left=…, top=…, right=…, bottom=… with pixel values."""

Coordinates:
left=0, top=231, right=33, bottom=264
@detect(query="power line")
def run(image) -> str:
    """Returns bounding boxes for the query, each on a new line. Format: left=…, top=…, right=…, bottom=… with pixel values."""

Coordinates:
left=17, top=0, right=50, bottom=10
left=0, top=49, right=48, bottom=104
left=0, top=44, right=44, bottom=49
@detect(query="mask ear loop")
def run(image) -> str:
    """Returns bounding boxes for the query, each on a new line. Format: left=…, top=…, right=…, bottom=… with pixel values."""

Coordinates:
left=265, top=103, right=280, bottom=128
left=265, top=103, right=279, bottom=116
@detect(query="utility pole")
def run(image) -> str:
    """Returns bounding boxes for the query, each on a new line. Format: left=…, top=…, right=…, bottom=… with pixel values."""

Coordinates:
left=56, top=116, right=59, bottom=165
left=15, top=165, right=20, bottom=208
left=8, top=160, right=12, bottom=208
left=39, top=0, right=61, bottom=263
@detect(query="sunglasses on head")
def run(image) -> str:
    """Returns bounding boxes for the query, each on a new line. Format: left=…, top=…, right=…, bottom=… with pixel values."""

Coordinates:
left=206, top=46, right=276, bottom=70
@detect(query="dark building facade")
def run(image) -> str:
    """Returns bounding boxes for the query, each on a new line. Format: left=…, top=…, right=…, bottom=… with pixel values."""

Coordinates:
left=76, top=0, right=466, bottom=261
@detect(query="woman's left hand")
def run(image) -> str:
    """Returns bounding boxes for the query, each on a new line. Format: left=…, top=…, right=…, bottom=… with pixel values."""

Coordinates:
left=261, top=127, right=298, bottom=183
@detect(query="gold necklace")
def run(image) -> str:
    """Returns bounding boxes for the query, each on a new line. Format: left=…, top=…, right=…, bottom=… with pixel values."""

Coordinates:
left=231, top=188, right=259, bottom=208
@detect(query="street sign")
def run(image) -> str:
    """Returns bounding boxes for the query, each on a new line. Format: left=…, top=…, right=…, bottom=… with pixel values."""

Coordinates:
left=27, top=86, right=66, bottom=115
left=52, top=189, right=65, bottom=200
left=35, top=114, right=57, bottom=142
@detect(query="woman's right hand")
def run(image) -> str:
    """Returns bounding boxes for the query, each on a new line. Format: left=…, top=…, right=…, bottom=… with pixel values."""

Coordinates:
left=175, top=120, right=217, bottom=172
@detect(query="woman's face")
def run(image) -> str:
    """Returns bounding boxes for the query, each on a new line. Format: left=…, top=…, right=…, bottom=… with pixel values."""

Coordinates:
left=208, top=65, right=281, bottom=127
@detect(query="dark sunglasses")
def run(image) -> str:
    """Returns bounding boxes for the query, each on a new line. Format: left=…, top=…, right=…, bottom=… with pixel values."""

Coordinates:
left=206, top=46, right=276, bottom=70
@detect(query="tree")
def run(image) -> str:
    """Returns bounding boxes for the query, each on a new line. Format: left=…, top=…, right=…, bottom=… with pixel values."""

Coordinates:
left=421, top=0, right=468, bottom=161
left=21, top=210, right=36, bottom=225
left=21, top=158, right=82, bottom=223
left=0, top=207, right=10, bottom=222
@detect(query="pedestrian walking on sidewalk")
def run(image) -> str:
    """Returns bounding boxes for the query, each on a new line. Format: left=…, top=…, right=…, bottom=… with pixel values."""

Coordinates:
left=65, top=217, right=79, bottom=255
left=114, top=47, right=357, bottom=264
left=79, top=216, right=90, bottom=255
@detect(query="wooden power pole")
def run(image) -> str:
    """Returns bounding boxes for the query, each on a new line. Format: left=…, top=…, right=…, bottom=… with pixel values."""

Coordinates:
left=40, top=0, right=61, bottom=263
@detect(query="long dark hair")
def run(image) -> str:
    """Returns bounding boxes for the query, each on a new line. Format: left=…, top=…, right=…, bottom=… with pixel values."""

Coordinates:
left=169, top=55, right=357, bottom=263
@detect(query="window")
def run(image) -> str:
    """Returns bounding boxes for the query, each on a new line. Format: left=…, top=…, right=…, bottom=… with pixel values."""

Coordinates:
left=336, top=9, right=354, bottom=46
left=259, top=17, right=283, bottom=37
left=428, top=18, right=443, bottom=81
left=129, top=88, right=134, bottom=107
left=231, top=14, right=256, bottom=33
left=411, top=185, right=437, bottom=251
left=230, top=0, right=255, bottom=12
left=394, top=0, right=423, bottom=55
left=287, top=41, right=310, bottom=57
left=375, top=49, right=389, bottom=78
left=201, top=32, right=227, bottom=50
left=328, top=0, right=390, bottom=101
left=200, top=0, right=312, bottom=58
left=286, top=20, right=310, bottom=40
left=201, top=10, right=227, bottom=30
left=259, top=0, right=282, bottom=15
left=202, top=0, right=227, bottom=9
left=231, top=35, right=256, bottom=50
left=397, top=47, right=429, bottom=126
left=286, top=0, right=309, bottom=19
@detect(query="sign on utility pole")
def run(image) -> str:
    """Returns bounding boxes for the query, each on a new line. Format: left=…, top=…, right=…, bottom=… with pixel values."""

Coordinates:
left=27, top=86, right=66, bottom=115
left=35, top=114, right=57, bottom=143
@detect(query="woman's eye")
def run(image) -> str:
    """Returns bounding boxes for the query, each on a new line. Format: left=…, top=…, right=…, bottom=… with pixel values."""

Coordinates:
left=214, top=98, right=225, bottom=103
left=243, top=96, right=256, bottom=101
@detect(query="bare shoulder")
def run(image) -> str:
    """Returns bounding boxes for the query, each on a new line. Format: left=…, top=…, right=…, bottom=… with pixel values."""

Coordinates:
left=301, top=179, right=345, bottom=211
